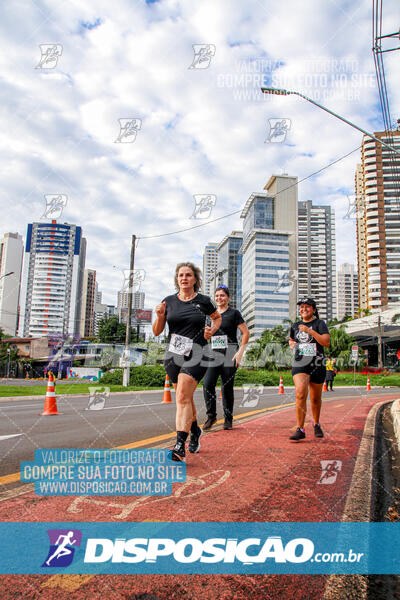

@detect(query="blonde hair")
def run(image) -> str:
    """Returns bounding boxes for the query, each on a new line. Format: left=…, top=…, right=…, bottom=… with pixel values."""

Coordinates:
left=174, top=262, right=202, bottom=293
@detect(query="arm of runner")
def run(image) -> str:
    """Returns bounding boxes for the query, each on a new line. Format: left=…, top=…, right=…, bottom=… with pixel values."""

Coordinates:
left=152, top=302, right=166, bottom=336
left=232, top=322, right=250, bottom=367
left=204, top=310, right=222, bottom=340
left=298, top=324, right=330, bottom=347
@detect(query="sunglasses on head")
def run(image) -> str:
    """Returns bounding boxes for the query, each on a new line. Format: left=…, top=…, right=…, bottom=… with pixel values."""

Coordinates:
left=216, top=285, right=228, bottom=290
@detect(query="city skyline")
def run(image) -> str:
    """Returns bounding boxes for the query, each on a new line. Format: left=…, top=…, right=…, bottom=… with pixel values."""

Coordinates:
left=1, top=1, right=399, bottom=313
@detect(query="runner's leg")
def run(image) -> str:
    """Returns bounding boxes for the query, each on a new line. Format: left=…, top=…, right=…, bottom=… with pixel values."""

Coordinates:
left=220, top=365, right=237, bottom=423
left=309, top=381, right=323, bottom=424
left=203, top=366, right=219, bottom=419
left=293, top=373, right=309, bottom=428
left=176, top=373, right=198, bottom=432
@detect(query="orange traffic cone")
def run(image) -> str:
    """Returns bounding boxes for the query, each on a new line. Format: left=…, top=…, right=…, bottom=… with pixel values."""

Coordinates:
left=323, top=380, right=328, bottom=392
left=278, top=376, right=284, bottom=394
left=162, top=374, right=172, bottom=403
left=366, top=375, right=371, bottom=391
left=41, top=372, right=59, bottom=415
left=219, top=389, right=223, bottom=399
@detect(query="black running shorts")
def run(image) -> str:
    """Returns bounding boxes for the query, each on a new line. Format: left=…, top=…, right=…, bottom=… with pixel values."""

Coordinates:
left=292, top=362, right=326, bottom=384
left=164, top=343, right=210, bottom=384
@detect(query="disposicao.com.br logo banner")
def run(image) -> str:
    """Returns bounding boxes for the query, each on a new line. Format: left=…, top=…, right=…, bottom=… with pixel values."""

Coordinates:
left=1, top=522, right=400, bottom=574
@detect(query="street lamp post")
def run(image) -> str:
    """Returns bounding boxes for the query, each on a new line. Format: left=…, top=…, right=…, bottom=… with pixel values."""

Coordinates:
left=260, top=87, right=400, bottom=156
left=0, top=272, right=14, bottom=281
left=122, top=235, right=136, bottom=387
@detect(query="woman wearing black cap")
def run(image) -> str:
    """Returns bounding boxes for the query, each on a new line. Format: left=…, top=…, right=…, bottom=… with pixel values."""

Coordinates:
left=288, top=298, right=330, bottom=441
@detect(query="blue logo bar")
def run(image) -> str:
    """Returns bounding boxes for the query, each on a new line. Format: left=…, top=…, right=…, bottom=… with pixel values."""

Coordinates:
left=0, top=522, right=399, bottom=574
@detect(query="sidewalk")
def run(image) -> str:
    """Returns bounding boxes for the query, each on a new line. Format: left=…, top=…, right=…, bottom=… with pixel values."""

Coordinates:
left=0, top=391, right=399, bottom=599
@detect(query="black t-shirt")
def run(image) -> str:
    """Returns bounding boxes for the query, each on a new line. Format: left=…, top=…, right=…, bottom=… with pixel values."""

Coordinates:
left=162, top=293, right=217, bottom=349
left=212, top=307, right=245, bottom=349
left=290, top=318, right=329, bottom=364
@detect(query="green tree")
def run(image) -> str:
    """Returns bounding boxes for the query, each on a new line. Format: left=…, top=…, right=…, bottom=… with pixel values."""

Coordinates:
left=244, top=326, right=291, bottom=369
left=355, top=308, right=371, bottom=318
left=328, top=325, right=355, bottom=365
left=97, top=316, right=136, bottom=344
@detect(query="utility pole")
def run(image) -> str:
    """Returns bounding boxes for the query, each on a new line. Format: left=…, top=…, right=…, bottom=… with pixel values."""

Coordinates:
left=377, top=314, right=383, bottom=369
left=122, top=235, right=136, bottom=387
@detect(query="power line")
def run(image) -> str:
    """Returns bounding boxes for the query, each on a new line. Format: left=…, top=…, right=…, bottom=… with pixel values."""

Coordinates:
left=138, top=145, right=362, bottom=240
left=372, top=0, right=400, bottom=207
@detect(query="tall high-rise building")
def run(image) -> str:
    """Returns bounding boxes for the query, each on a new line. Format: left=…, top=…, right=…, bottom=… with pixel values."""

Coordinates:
left=202, top=243, right=218, bottom=296
left=0, top=233, right=24, bottom=335
left=19, top=221, right=86, bottom=337
left=355, top=164, right=368, bottom=310
left=215, top=231, right=243, bottom=309
left=297, top=200, right=336, bottom=321
left=117, top=290, right=145, bottom=310
left=356, top=128, right=400, bottom=310
left=79, top=269, right=96, bottom=338
left=240, top=175, right=298, bottom=340
left=336, top=263, right=359, bottom=320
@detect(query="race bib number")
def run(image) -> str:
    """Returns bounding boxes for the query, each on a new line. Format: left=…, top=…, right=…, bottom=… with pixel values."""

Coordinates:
left=211, top=335, right=228, bottom=350
left=169, top=334, right=193, bottom=356
left=298, top=343, right=317, bottom=357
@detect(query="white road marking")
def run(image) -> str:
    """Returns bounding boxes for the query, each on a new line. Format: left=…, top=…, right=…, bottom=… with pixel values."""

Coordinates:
left=0, top=434, right=24, bottom=441
left=88, top=401, right=163, bottom=411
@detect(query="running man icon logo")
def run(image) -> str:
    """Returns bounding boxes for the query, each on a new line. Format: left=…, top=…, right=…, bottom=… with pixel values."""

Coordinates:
left=42, top=194, right=68, bottom=220
left=190, top=195, right=217, bottom=219
left=35, top=44, right=63, bottom=69
left=240, top=385, right=264, bottom=408
left=343, top=195, right=364, bottom=220
left=274, top=269, right=298, bottom=293
left=317, top=460, right=342, bottom=485
left=115, top=118, right=142, bottom=143
left=121, top=269, right=146, bottom=293
left=87, top=386, right=110, bottom=410
left=265, top=118, right=291, bottom=143
left=188, top=44, right=216, bottom=69
left=42, top=529, right=82, bottom=567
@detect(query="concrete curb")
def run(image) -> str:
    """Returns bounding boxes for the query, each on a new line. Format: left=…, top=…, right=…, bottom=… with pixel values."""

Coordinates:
left=323, top=398, right=395, bottom=600
left=390, top=399, right=400, bottom=454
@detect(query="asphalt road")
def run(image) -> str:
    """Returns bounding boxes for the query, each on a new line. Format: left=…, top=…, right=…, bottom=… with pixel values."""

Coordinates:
left=0, top=387, right=397, bottom=478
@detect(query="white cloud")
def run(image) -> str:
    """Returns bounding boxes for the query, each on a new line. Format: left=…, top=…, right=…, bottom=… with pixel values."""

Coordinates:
left=0, top=0, right=398, bottom=314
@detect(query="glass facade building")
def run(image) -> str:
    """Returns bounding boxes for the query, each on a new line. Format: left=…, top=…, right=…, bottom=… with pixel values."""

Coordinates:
left=241, top=231, right=291, bottom=338
left=240, top=179, right=297, bottom=340
left=215, top=232, right=243, bottom=309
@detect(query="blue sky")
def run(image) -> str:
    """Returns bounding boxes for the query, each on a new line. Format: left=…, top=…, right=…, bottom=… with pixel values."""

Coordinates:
left=0, top=0, right=398, bottom=309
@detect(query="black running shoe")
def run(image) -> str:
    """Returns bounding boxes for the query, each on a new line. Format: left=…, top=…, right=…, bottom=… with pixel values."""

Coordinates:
left=314, top=424, right=324, bottom=438
left=223, top=420, right=232, bottom=430
left=171, top=441, right=186, bottom=461
left=289, top=427, right=306, bottom=441
left=203, top=416, right=217, bottom=431
left=188, top=427, right=203, bottom=453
